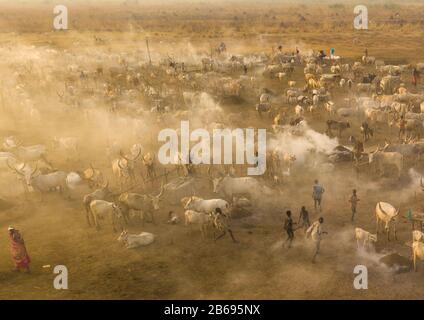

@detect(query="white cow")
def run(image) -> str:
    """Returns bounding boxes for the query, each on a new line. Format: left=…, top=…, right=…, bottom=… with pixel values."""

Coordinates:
left=184, top=210, right=212, bottom=238
left=325, top=101, right=336, bottom=117
left=117, top=230, right=154, bottom=249
left=8, top=162, right=67, bottom=193
left=375, top=202, right=399, bottom=240
left=413, top=230, right=424, bottom=242
left=355, top=227, right=377, bottom=249
left=65, top=171, right=90, bottom=190
left=365, top=108, right=389, bottom=127
left=295, top=104, right=304, bottom=117
left=369, top=148, right=403, bottom=179
left=212, top=176, right=261, bottom=199
left=89, top=200, right=123, bottom=231
left=412, top=241, right=424, bottom=271
left=183, top=196, right=231, bottom=217
left=12, top=144, right=50, bottom=165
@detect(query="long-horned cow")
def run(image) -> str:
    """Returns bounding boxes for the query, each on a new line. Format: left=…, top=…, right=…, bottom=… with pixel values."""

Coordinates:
left=184, top=210, right=212, bottom=239
left=8, top=161, right=67, bottom=194
left=118, top=184, right=164, bottom=224
left=89, top=200, right=123, bottom=232
left=375, top=201, right=399, bottom=240
left=82, top=181, right=110, bottom=226
left=369, top=147, right=403, bottom=179
left=112, top=149, right=141, bottom=190
left=6, top=139, right=52, bottom=168
left=80, top=164, right=104, bottom=188
left=183, top=196, right=231, bottom=217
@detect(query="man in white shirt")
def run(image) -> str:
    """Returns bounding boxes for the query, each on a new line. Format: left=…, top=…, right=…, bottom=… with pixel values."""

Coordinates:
left=307, top=217, right=327, bottom=263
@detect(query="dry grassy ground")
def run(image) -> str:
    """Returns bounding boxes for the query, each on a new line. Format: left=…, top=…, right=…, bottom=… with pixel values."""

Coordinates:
left=1, top=0, right=424, bottom=300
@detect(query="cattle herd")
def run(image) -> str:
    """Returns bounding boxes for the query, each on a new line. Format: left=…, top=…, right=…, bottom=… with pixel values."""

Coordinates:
left=3, top=31, right=424, bottom=298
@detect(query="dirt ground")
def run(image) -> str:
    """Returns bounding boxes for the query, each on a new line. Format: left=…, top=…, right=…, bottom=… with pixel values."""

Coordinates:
left=1, top=0, right=424, bottom=300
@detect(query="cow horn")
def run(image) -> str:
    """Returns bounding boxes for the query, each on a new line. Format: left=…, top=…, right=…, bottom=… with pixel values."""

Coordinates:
left=85, top=164, right=95, bottom=179
left=6, top=159, right=23, bottom=176
left=207, top=166, right=214, bottom=180
left=119, top=150, right=130, bottom=161
left=156, top=182, right=165, bottom=198
left=30, top=163, right=38, bottom=177
left=378, top=202, right=389, bottom=216
left=18, top=162, right=27, bottom=172
left=118, top=159, right=126, bottom=169
left=132, top=147, right=142, bottom=161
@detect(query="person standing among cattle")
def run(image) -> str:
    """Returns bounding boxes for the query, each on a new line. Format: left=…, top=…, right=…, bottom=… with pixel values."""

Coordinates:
left=298, top=206, right=310, bottom=232
left=398, top=116, right=407, bottom=140
left=348, top=189, right=360, bottom=222
left=8, top=226, right=31, bottom=273
left=283, top=210, right=296, bottom=248
left=213, top=207, right=237, bottom=243
left=306, top=217, right=327, bottom=263
left=312, top=180, right=325, bottom=212
left=412, top=67, right=420, bottom=87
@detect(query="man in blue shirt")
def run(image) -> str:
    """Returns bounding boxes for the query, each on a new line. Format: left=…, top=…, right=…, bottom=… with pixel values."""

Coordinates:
left=312, top=180, right=325, bottom=212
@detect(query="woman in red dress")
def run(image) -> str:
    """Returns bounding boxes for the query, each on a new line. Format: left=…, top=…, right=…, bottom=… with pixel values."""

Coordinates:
left=8, top=226, right=31, bottom=273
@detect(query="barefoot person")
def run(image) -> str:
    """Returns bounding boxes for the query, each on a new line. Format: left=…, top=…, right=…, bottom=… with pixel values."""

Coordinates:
left=348, top=189, right=360, bottom=222
left=213, top=208, right=237, bottom=243
left=8, top=226, right=31, bottom=273
left=298, top=206, right=311, bottom=232
left=306, top=217, right=327, bottom=263
left=312, top=180, right=325, bottom=211
left=283, top=210, right=296, bottom=248
left=412, top=67, right=420, bottom=87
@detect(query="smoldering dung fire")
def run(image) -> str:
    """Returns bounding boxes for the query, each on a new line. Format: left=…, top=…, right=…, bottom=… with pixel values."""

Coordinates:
left=2, top=0, right=424, bottom=300
left=268, top=121, right=339, bottom=164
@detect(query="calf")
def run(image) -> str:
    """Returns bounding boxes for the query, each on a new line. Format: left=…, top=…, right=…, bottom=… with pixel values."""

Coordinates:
left=184, top=210, right=212, bottom=238
left=82, top=182, right=110, bottom=226
left=355, top=227, right=377, bottom=249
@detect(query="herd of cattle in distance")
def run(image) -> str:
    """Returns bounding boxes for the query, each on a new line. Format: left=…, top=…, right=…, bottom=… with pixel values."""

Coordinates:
left=3, top=41, right=424, bottom=270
